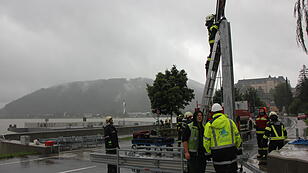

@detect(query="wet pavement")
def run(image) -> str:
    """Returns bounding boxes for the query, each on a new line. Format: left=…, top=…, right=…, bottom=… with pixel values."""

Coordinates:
left=0, top=139, right=134, bottom=173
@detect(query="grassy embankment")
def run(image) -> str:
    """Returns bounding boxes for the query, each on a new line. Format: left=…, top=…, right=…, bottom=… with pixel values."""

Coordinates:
left=119, top=136, right=133, bottom=141
left=0, top=151, right=39, bottom=160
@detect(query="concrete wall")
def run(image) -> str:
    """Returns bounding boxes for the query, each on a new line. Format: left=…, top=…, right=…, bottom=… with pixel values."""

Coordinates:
left=267, top=142, right=308, bottom=173
left=3, top=125, right=157, bottom=141
left=0, top=141, right=54, bottom=155
left=267, top=155, right=308, bottom=173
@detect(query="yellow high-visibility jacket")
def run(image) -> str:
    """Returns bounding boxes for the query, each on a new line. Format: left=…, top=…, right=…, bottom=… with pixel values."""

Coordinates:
left=203, top=113, right=242, bottom=153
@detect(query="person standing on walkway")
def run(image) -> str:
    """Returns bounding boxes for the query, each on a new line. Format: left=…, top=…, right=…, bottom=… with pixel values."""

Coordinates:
left=183, top=111, right=193, bottom=125
left=255, top=107, right=269, bottom=159
left=176, top=114, right=185, bottom=147
left=263, top=111, right=287, bottom=153
left=203, top=103, right=242, bottom=173
left=182, top=111, right=208, bottom=173
left=104, top=116, right=120, bottom=173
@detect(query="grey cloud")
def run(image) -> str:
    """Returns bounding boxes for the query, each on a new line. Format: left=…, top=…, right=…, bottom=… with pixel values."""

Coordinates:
left=0, top=0, right=307, bottom=108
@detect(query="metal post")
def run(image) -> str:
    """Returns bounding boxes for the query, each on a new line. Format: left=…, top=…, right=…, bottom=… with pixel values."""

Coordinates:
left=220, top=19, right=235, bottom=121
left=180, top=148, right=184, bottom=172
left=296, top=128, right=299, bottom=139
left=116, top=148, right=120, bottom=173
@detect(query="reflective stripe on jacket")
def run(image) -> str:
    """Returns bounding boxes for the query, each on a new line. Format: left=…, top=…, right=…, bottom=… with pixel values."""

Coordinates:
left=255, top=115, right=268, bottom=131
left=263, top=122, right=287, bottom=141
left=188, top=122, right=198, bottom=152
left=208, top=23, right=219, bottom=44
left=203, top=113, right=242, bottom=154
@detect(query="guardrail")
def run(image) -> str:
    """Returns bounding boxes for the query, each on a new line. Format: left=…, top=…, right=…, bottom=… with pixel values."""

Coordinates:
left=38, top=135, right=104, bottom=152
left=91, top=146, right=216, bottom=173
left=90, top=145, right=267, bottom=173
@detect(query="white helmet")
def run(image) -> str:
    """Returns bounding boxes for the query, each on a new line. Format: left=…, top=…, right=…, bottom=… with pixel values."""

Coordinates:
left=269, top=111, right=277, bottom=117
left=106, top=116, right=113, bottom=123
left=184, top=112, right=193, bottom=118
left=269, top=111, right=278, bottom=121
left=211, top=103, right=223, bottom=112
left=206, top=14, right=215, bottom=22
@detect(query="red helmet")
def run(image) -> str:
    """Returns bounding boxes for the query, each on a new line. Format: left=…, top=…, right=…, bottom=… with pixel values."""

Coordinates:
left=259, top=107, right=267, bottom=113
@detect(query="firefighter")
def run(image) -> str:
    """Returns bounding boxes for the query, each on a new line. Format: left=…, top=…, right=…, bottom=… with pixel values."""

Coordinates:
left=255, top=107, right=269, bottom=159
left=104, top=116, right=119, bottom=173
left=176, top=114, right=185, bottom=147
left=205, top=14, right=220, bottom=75
left=183, top=111, right=193, bottom=125
left=203, top=103, right=242, bottom=173
left=263, top=111, right=287, bottom=154
left=164, top=118, right=171, bottom=128
left=182, top=111, right=208, bottom=173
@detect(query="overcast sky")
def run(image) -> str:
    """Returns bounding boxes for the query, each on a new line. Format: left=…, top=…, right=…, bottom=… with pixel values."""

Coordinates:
left=0, top=0, right=307, bottom=108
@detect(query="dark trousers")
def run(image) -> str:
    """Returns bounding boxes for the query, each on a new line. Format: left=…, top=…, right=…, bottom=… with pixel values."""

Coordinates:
left=106, top=149, right=118, bottom=173
left=212, top=147, right=238, bottom=173
left=257, top=133, right=267, bottom=156
left=213, top=162, right=238, bottom=173
left=268, top=140, right=284, bottom=153
left=187, top=152, right=206, bottom=173
left=206, top=43, right=220, bottom=75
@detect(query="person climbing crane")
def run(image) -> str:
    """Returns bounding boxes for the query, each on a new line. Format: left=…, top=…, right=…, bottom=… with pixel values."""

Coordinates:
left=205, top=14, right=220, bottom=75
left=204, top=0, right=227, bottom=75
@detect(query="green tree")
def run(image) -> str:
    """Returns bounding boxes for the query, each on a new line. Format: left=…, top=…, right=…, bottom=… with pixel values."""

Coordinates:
left=297, top=77, right=308, bottom=102
left=235, top=88, right=244, bottom=101
left=146, top=65, right=194, bottom=123
left=213, top=88, right=243, bottom=104
left=289, top=98, right=301, bottom=114
left=272, top=81, right=293, bottom=113
left=294, top=0, right=308, bottom=54
left=243, top=87, right=265, bottom=108
left=289, top=70, right=308, bottom=114
left=213, top=89, right=223, bottom=104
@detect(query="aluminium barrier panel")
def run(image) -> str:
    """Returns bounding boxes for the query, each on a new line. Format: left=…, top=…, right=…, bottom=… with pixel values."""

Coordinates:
left=90, top=146, right=217, bottom=173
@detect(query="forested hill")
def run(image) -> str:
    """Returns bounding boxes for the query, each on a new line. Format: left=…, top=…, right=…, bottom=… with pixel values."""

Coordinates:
left=0, top=78, right=204, bottom=118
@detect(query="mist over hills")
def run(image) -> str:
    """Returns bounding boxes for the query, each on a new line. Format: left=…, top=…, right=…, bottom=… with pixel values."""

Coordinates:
left=0, top=78, right=204, bottom=118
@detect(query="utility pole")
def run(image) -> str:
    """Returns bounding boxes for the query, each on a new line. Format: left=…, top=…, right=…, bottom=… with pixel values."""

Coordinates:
left=123, top=100, right=126, bottom=126
left=220, top=20, right=235, bottom=121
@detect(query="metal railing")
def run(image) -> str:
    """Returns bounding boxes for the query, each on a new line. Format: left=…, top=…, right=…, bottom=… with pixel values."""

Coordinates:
left=39, top=135, right=104, bottom=151
left=91, top=146, right=217, bottom=173
left=90, top=145, right=267, bottom=173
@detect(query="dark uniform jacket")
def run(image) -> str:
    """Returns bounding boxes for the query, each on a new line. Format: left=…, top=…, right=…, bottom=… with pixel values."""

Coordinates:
left=263, top=121, right=287, bottom=141
left=207, top=22, right=219, bottom=45
left=104, top=124, right=119, bottom=150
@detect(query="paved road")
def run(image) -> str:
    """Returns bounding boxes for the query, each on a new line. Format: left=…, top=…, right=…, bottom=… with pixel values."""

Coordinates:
left=0, top=140, right=133, bottom=173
